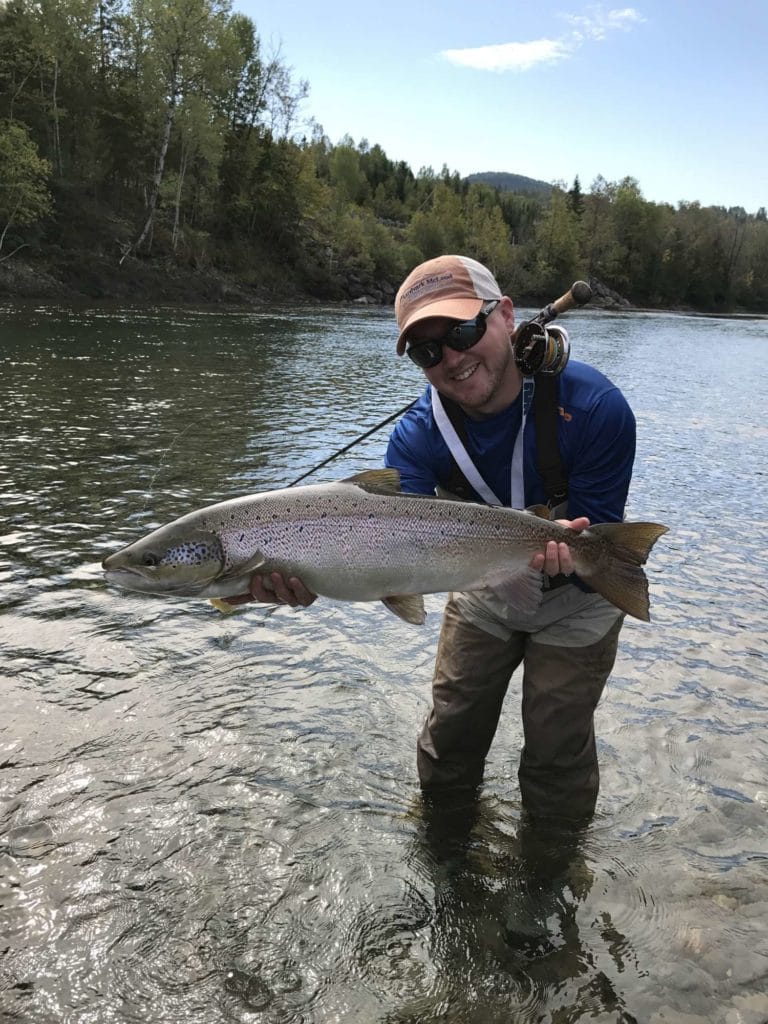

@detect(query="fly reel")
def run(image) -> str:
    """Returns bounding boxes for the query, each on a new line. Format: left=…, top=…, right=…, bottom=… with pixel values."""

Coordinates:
left=513, top=322, right=570, bottom=376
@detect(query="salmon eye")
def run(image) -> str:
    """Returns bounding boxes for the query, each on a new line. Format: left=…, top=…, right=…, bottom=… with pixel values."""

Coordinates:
left=142, top=552, right=161, bottom=567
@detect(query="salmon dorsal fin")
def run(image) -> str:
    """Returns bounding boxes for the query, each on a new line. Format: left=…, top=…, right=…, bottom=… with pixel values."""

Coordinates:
left=381, top=594, right=425, bottom=625
left=344, top=468, right=402, bottom=494
left=435, top=485, right=474, bottom=502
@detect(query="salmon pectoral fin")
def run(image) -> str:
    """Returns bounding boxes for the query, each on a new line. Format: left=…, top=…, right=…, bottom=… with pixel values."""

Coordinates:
left=382, top=594, right=426, bottom=625
left=484, top=565, right=544, bottom=616
left=209, top=597, right=240, bottom=614
left=581, top=522, right=669, bottom=621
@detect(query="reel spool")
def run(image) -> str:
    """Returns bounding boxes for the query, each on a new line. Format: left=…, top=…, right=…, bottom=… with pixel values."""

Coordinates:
left=513, top=322, right=570, bottom=376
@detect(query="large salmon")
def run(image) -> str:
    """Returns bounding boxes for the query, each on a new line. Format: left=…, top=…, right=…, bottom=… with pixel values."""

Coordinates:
left=102, top=469, right=668, bottom=624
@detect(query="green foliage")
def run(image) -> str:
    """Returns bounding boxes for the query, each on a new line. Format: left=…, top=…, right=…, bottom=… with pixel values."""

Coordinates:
left=532, top=188, right=583, bottom=294
left=0, top=0, right=765, bottom=311
left=0, top=120, right=52, bottom=255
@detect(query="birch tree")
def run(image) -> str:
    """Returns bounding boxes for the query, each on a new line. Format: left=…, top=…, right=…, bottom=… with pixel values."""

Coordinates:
left=120, top=0, right=231, bottom=262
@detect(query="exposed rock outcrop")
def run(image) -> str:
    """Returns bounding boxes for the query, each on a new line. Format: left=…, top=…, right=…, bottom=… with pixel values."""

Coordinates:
left=588, top=277, right=632, bottom=309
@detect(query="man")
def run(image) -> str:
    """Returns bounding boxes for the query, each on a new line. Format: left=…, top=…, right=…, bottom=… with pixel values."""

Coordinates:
left=238, top=254, right=636, bottom=822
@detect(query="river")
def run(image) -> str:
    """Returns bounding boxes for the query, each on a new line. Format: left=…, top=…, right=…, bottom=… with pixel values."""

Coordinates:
left=1, top=301, right=767, bottom=1023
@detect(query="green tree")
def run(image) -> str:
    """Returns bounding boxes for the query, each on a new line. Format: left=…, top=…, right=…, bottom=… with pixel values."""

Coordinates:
left=532, top=188, right=583, bottom=294
left=328, top=141, right=370, bottom=207
left=0, top=119, right=52, bottom=259
left=568, top=175, right=584, bottom=218
left=464, top=184, right=511, bottom=278
left=119, top=0, right=233, bottom=261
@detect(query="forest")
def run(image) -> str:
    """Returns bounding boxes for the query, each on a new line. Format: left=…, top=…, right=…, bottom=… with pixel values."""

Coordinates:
left=1, top=0, right=767, bottom=312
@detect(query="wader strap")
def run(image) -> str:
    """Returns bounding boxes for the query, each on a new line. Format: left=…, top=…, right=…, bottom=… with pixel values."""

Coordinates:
left=533, top=374, right=569, bottom=508
left=532, top=373, right=570, bottom=590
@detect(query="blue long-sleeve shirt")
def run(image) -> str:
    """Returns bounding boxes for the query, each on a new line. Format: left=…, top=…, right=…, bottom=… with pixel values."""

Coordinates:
left=385, top=360, right=636, bottom=526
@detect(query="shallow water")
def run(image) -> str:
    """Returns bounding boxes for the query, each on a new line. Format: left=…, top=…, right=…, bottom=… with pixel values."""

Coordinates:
left=1, top=302, right=767, bottom=1023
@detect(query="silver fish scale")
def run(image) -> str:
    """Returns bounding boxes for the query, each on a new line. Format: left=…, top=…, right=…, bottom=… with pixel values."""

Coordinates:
left=103, top=477, right=666, bottom=618
left=204, top=484, right=561, bottom=599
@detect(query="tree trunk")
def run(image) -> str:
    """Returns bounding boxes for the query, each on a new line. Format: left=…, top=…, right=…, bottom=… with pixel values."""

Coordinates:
left=120, top=56, right=179, bottom=264
left=172, top=141, right=188, bottom=251
left=51, top=57, right=62, bottom=176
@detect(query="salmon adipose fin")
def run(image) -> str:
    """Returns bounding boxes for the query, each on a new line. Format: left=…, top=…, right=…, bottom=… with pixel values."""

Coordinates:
left=382, top=594, right=426, bottom=625
left=579, top=522, right=669, bottom=621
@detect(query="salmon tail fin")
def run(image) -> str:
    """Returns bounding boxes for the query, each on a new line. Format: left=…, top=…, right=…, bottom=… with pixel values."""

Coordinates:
left=580, top=522, right=669, bottom=622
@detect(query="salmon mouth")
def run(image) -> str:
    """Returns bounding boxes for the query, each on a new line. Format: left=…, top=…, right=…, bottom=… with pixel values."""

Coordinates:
left=103, top=566, right=154, bottom=592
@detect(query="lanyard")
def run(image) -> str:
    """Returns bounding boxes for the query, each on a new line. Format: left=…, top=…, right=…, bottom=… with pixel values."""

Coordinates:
left=431, top=378, right=534, bottom=509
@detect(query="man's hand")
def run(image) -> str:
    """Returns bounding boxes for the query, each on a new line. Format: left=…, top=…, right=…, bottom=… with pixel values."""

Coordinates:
left=224, top=573, right=317, bottom=608
left=529, top=516, right=590, bottom=577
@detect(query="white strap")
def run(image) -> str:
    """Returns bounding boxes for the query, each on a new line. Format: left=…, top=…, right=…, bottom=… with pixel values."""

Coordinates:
left=431, top=388, right=502, bottom=505
left=431, top=379, right=535, bottom=510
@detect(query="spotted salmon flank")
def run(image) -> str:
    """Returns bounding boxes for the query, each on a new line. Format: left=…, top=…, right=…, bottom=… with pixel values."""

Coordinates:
left=102, top=469, right=668, bottom=625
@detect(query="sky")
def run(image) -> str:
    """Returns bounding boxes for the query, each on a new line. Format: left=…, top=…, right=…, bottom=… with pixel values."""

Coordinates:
left=236, top=0, right=767, bottom=214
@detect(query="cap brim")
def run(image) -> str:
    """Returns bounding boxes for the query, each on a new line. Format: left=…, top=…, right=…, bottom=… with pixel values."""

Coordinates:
left=396, top=297, right=484, bottom=356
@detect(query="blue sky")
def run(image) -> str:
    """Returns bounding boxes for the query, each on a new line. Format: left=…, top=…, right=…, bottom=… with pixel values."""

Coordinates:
left=237, top=1, right=767, bottom=215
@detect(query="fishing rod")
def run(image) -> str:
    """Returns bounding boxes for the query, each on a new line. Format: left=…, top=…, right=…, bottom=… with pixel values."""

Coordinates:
left=511, top=279, right=592, bottom=376
left=287, top=280, right=592, bottom=488
left=285, top=400, right=416, bottom=487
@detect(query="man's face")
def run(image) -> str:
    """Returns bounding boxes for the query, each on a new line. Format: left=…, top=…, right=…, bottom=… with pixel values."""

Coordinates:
left=409, top=297, right=520, bottom=418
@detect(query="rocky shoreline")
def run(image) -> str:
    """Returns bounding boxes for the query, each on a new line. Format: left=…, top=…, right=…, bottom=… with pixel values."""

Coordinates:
left=4, top=251, right=758, bottom=319
left=0, top=251, right=276, bottom=306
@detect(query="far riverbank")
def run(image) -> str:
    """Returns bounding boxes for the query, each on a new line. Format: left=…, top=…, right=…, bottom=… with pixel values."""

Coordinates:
left=1, top=250, right=765, bottom=320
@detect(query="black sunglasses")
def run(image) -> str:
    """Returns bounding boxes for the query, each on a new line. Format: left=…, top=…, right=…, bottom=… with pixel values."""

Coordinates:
left=406, top=300, right=500, bottom=369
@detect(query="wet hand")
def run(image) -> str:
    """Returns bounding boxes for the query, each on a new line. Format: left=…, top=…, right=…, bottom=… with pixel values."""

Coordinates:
left=529, top=517, right=590, bottom=577
left=224, top=572, right=317, bottom=608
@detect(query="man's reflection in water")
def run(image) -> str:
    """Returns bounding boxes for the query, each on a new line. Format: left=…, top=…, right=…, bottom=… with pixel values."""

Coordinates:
left=401, top=790, right=643, bottom=1023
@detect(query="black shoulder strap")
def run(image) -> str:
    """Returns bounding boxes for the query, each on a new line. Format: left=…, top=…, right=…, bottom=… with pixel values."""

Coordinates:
left=533, top=374, right=568, bottom=508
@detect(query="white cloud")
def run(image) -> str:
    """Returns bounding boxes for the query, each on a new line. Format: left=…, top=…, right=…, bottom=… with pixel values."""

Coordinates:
left=441, top=6, right=644, bottom=73
left=562, top=6, right=645, bottom=41
left=441, top=38, right=572, bottom=72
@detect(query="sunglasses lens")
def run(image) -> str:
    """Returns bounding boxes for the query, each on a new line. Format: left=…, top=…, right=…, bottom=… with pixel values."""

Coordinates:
left=407, top=342, right=441, bottom=368
left=447, top=321, right=484, bottom=352
left=405, top=303, right=496, bottom=369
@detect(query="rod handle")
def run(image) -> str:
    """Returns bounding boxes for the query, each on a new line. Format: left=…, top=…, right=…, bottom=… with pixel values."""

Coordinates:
left=549, top=280, right=592, bottom=318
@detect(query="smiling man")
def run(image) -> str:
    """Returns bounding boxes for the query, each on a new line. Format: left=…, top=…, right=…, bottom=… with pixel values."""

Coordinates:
left=239, top=253, right=636, bottom=822
left=385, top=254, right=636, bottom=821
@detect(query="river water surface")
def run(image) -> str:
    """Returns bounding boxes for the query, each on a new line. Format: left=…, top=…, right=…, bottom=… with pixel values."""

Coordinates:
left=1, top=302, right=767, bottom=1023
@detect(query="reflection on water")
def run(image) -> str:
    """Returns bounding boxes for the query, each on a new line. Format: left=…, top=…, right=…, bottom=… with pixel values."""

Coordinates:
left=1, top=302, right=767, bottom=1023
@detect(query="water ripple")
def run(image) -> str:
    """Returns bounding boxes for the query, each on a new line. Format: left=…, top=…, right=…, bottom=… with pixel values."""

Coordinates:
left=1, top=305, right=767, bottom=1023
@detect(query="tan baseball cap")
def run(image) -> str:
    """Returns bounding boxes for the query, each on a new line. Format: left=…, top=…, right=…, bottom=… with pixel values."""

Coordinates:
left=395, top=254, right=503, bottom=355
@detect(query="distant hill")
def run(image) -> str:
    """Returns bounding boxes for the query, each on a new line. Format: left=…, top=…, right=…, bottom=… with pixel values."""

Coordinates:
left=465, top=171, right=552, bottom=196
